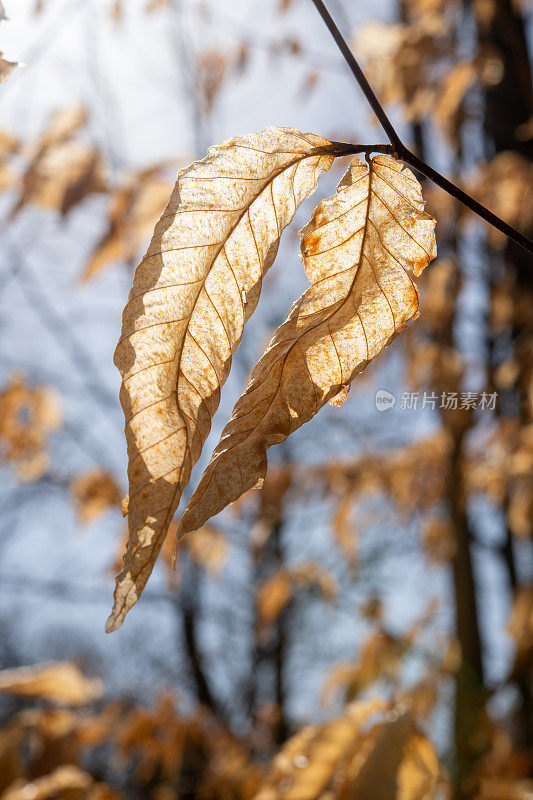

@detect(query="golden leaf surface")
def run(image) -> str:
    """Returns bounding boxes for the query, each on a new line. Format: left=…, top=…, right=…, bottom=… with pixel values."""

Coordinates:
left=178, top=155, right=436, bottom=539
left=108, top=127, right=339, bottom=631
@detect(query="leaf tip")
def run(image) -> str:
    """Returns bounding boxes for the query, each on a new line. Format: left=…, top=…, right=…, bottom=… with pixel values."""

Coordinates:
left=171, top=537, right=180, bottom=569
left=106, top=568, right=141, bottom=632
left=104, top=612, right=122, bottom=634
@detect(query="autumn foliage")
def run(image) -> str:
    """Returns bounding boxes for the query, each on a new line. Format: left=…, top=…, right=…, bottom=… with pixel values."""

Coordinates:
left=0, top=1, right=532, bottom=800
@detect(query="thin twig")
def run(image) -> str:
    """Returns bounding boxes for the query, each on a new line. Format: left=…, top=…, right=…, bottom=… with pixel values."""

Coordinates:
left=400, top=149, right=533, bottom=256
left=309, top=0, right=403, bottom=152
left=309, top=0, right=533, bottom=257
left=330, top=142, right=392, bottom=156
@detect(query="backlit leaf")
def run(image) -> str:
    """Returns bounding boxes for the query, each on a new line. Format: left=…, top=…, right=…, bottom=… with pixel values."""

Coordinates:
left=178, top=155, right=436, bottom=539
left=108, top=127, right=340, bottom=631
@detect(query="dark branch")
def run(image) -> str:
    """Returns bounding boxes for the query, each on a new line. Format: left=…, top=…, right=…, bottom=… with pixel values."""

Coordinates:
left=310, top=0, right=533, bottom=258
left=329, top=142, right=393, bottom=157
left=401, top=148, right=533, bottom=257
left=309, top=0, right=403, bottom=152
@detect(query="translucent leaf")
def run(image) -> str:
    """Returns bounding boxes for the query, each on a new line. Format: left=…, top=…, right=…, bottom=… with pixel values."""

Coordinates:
left=178, top=155, right=436, bottom=540
left=108, top=127, right=339, bottom=630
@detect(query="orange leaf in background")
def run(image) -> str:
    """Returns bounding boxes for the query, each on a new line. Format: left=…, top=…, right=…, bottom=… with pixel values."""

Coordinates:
left=0, top=765, right=119, bottom=800
left=145, top=0, right=171, bottom=11
left=508, top=587, right=533, bottom=679
left=9, top=107, right=106, bottom=218
left=257, top=570, right=292, bottom=627
left=352, top=12, right=475, bottom=139
left=257, top=561, right=337, bottom=628
left=186, top=524, right=228, bottom=575
left=398, top=675, right=440, bottom=721
left=197, top=49, right=228, bottom=115
left=468, top=152, right=533, bottom=249
left=32, top=107, right=87, bottom=155
left=291, top=561, right=338, bottom=601
left=0, top=663, right=103, bottom=706
left=112, top=0, right=122, bottom=23
left=322, top=631, right=408, bottom=704
left=421, top=516, right=456, bottom=564
left=254, top=700, right=385, bottom=800
left=0, top=128, right=18, bottom=197
left=0, top=131, right=18, bottom=159
left=344, top=713, right=441, bottom=800
left=154, top=521, right=228, bottom=587
left=0, top=54, right=20, bottom=84
left=82, top=166, right=172, bottom=281
left=14, top=142, right=106, bottom=217
left=332, top=491, right=358, bottom=567
left=71, top=471, right=123, bottom=524
left=434, top=61, right=477, bottom=133
left=0, top=374, right=62, bottom=481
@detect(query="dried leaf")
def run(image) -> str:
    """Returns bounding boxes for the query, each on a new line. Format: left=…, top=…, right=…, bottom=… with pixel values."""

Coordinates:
left=342, top=713, right=440, bottom=800
left=82, top=167, right=172, bottom=281
left=71, top=471, right=123, bottom=524
left=257, top=570, right=293, bottom=626
left=468, top=152, right=533, bottom=248
left=0, top=766, right=93, bottom=800
left=145, top=0, right=171, bottom=10
left=0, top=662, right=103, bottom=706
left=332, top=491, right=358, bottom=566
left=254, top=700, right=385, bottom=800
left=257, top=561, right=337, bottom=627
left=178, top=155, right=436, bottom=539
left=0, top=54, right=20, bottom=83
left=186, top=523, right=228, bottom=574
left=508, top=587, right=533, bottom=677
left=108, top=127, right=339, bottom=631
left=322, top=630, right=408, bottom=704
left=0, top=130, right=18, bottom=159
left=197, top=49, right=228, bottom=114
left=421, top=516, right=456, bottom=564
left=433, top=61, right=477, bottom=132
left=9, top=108, right=100, bottom=218
left=112, top=0, right=122, bottom=23
left=13, top=142, right=106, bottom=216
left=34, top=107, right=87, bottom=153
left=291, top=561, right=338, bottom=601
left=508, top=484, right=533, bottom=538
left=0, top=374, right=62, bottom=481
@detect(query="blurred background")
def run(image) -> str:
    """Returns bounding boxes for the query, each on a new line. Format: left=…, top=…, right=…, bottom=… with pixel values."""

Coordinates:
left=0, top=0, right=532, bottom=798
